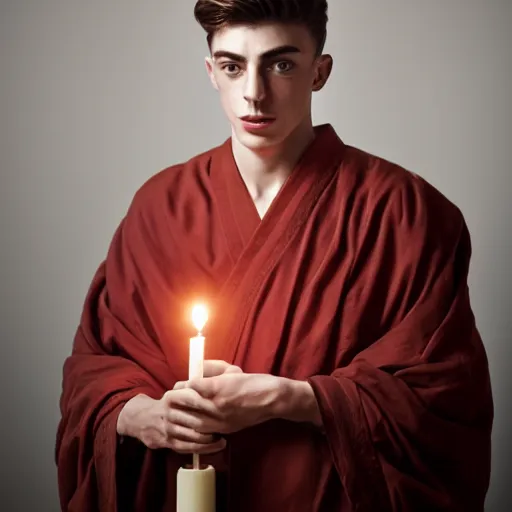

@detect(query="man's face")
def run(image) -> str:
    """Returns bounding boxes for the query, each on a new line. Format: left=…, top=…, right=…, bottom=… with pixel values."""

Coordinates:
left=205, top=22, right=332, bottom=151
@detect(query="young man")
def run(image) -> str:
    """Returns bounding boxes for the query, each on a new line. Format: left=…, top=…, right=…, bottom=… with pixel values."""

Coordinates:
left=55, top=1, right=493, bottom=510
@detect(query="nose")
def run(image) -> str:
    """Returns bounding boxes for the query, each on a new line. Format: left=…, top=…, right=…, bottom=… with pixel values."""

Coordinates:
left=243, top=66, right=266, bottom=103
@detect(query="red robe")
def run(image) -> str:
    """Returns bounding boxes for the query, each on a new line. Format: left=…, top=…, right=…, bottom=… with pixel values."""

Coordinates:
left=55, top=124, right=493, bottom=511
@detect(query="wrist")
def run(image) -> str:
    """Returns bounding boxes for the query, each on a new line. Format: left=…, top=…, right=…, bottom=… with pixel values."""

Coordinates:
left=116, top=393, right=154, bottom=437
left=271, top=377, right=323, bottom=429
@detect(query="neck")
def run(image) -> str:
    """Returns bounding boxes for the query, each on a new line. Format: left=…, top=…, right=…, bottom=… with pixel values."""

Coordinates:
left=231, top=119, right=316, bottom=216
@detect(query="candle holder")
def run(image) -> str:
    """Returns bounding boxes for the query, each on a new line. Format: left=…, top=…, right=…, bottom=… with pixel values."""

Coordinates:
left=177, top=460, right=216, bottom=512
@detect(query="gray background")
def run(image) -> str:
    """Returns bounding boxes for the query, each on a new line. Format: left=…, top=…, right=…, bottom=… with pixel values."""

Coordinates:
left=1, top=1, right=510, bottom=510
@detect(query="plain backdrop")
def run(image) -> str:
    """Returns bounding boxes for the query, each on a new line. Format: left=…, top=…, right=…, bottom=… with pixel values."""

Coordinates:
left=1, top=1, right=511, bottom=510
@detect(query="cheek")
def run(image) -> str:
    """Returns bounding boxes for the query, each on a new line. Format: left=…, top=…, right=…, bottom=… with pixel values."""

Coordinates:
left=278, top=85, right=312, bottom=115
left=217, top=81, right=243, bottom=115
left=274, top=74, right=312, bottom=101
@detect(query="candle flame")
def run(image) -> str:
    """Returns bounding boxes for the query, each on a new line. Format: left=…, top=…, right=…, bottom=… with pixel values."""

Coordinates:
left=191, top=304, right=208, bottom=333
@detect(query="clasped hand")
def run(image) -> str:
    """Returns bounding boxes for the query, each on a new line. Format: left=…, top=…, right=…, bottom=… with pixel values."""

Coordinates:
left=120, top=360, right=283, bottom=455
left=172, top=362, right=280, bottom=436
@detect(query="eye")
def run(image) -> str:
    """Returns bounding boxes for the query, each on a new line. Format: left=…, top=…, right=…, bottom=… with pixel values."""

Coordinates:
left=221, top=63, right=241, bottom=76
left=271, top=61, right=294, bottom=73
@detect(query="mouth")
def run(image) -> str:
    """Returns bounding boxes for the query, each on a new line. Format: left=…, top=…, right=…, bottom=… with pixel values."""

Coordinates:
left=239, top=115, right=276, bottom=130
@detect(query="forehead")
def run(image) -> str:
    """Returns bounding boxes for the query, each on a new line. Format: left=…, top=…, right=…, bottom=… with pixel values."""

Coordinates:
left=210, top=22, right=315, bottom=58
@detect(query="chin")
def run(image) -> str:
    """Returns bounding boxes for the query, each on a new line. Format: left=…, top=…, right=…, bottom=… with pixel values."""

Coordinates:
left=238, top=134, right=277, bottom=150
left=233, top=126, right=287, bottom=151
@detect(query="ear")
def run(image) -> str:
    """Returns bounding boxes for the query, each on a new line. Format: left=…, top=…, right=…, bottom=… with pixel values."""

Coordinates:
left=205, top=56, right=219, bottom=91
left=312, top=54, right=333, bottom=92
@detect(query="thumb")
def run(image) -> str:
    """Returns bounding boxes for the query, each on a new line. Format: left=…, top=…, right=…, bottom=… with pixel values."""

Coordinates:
left=161, top=389, right=176, bottom=405
left=225, top=365, right=243, bottom=374
left=187, top=377, right=217, bottom=399
left=203, top=360, right=230, bottom=377
left=171, top=378, right=216, bottom=398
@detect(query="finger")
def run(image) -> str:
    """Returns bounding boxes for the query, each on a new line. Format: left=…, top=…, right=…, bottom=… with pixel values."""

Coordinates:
left=162, top=389, right=174, bottom=401
left=183, top=386, right=219, bottom=411
left=169, top=406, right=220, bottom=433
left=165, top=387, right=218, bottom=412
left=184, top=378, right=217, bottom=399
left=204, top=360, right=243, bottom=376
left=203, top=360, right=230, bottom=377
left=168, top=424, right=217, bottom=445
left=171, top=380, right=215, bottom=399
left=171, top=438, right=226, bottom=455
left=224, top=365, right=243, bottom=374
left=170, top=437, right=226, bottom=455
left=168, top=407, right=206, bottom=430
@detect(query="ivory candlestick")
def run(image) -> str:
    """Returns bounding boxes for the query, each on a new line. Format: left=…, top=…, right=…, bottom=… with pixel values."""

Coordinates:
left=176, top=465, right=216, bottom=512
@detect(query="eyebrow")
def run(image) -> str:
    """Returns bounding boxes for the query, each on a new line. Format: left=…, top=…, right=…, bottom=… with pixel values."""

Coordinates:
left=212, top=45, right=301, bottom=62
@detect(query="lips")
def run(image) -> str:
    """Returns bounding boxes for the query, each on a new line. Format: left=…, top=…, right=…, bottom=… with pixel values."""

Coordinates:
left=239, top=115, right=276, bottom=132
left=240, top=115, right=276, bottom=123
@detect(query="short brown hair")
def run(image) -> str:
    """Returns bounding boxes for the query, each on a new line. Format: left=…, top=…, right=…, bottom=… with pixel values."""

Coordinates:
left=194, top=0, right=328, bottom=55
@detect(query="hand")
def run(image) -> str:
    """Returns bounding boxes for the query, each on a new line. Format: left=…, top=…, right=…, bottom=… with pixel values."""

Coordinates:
left=173, top=372, right=282, bottom=434
left=174, top=372, right=324, bottom=434
left=115, top=360, right=241, bottom=453
left=116, top=390, right=226, bottom=454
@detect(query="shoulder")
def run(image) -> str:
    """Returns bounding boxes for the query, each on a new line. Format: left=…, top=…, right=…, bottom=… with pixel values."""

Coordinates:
left=124, top=143, right=221, bottom=221
left=343, top=145, right=466, bottom=240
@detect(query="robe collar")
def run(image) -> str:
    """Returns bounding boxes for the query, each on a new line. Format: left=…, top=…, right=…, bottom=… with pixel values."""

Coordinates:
left=210, top=123, right=346, bottom=264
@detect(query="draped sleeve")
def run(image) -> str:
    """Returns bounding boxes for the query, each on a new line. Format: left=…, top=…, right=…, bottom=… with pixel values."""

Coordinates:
left=308, top=174, right=493, bottom=512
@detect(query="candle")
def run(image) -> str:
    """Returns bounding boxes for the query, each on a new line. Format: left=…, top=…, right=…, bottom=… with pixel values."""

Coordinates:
left=189, top=304, right=208, bottom=381
left=176, top=303, right=216, bottom=512
left=190, top=304, right=208, bottom=469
